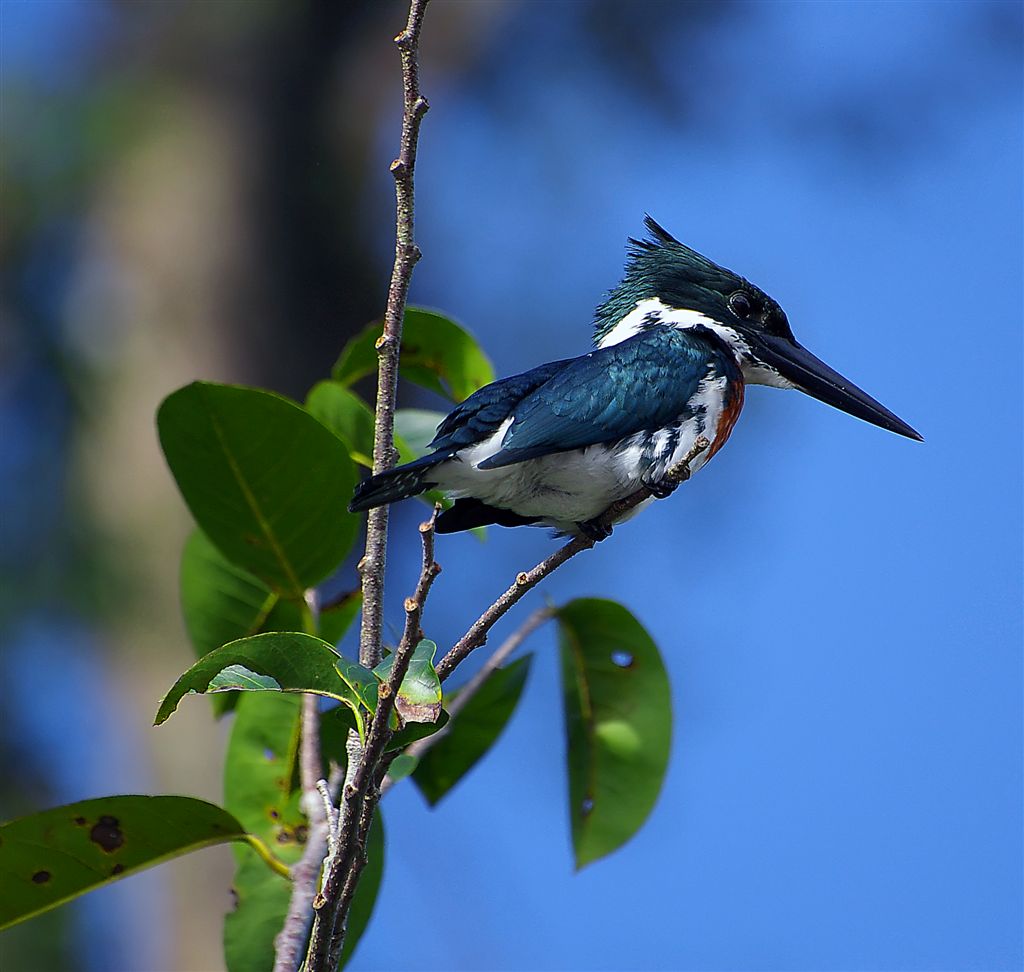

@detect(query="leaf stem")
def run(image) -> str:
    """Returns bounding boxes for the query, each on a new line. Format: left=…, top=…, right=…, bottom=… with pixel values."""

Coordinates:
left=243, top=835, right=292, bottom=881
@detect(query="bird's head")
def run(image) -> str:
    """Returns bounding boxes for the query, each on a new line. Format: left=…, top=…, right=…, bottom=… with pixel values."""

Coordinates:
left=594, top=216, right=922, bottom=441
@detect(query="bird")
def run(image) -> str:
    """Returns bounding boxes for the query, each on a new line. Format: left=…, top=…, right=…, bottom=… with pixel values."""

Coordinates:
left=349, top=216, right=921, bottom=538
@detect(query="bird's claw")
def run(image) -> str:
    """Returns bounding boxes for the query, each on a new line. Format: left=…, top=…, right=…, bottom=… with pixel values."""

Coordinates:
left=577, top=518, right=613, bottom=542
left=642, top=474, right=678, bottom=499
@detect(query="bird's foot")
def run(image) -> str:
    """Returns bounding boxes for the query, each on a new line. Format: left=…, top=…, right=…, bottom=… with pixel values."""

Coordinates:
left=641, top=473, right=678, bottom=499
left=577, top=518, right=614, bottom=542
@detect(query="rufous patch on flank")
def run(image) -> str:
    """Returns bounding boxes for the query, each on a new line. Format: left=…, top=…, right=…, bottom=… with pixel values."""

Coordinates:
left=706, top=378, right=745, bottom=462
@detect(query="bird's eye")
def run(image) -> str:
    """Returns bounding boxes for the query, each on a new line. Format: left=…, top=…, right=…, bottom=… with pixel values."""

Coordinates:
left=729, top=292, right=753, bottom=319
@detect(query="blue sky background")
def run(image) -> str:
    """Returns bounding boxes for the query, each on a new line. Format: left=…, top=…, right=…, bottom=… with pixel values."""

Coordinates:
left=2, top=1, right=1021, bottom=970
left=368, top=3, right=1022, bottom=969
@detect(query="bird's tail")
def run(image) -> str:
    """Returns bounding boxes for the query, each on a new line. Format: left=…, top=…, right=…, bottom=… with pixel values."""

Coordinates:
left=348, top=454, right=444, bottom=513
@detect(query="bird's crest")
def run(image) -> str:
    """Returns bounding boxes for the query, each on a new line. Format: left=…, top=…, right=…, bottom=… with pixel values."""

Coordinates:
left=593, top=215, right=746, bottom=344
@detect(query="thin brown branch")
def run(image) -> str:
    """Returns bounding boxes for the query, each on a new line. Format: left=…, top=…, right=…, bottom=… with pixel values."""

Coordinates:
left=306, top=509, right=441, bottom=972
left=357, top=0, right=431, bottom=672
left=326, top=760, right=387, bottom=966
left=435, top=436, right=710, bottom=682
left=446, top=605, right=554, bottom=720
left=303, top=4, right=432, bottom=966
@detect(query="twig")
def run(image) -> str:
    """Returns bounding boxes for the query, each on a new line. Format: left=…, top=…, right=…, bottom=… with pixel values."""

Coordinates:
left=316, top=779, right=340, bottom=857
left=380, top=605, right=555, bottom=796
left=272, top=593, right=327, bottom=972
left=305, top=509, right=441, bottom=972
left=304, top=4, right=432, bottom=960
left=326, top=761, right=387, bottom=965
left=356, top=0, right=431, bottom=672
left=435, top=436, right=710, bottom=682
left=446, top=604, right=553, bottom=720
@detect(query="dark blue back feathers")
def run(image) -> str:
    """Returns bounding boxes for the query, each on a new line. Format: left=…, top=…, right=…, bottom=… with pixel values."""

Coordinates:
left=349, top=327, right=732, bottom=513
left=477, top=328, right=718, bottom=468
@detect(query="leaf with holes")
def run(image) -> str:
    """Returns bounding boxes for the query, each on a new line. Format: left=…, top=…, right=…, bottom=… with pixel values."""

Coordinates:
left=413, top=654, right=532, bottom=806
left=155, top=632, right=377, bottom=738
left=158, top=382, right=359, bottom=597
left=558, top=599, right=671, bottom=869
left=332, top=308, right=494, bottom=403
left=374, top=640, right=442, bottom=725
left=0, top=796, right=249, bottom=930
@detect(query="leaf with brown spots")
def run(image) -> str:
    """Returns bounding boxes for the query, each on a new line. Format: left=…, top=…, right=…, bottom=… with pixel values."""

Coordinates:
left=0, top=796, right=249, bottom=930
left=373, top=639, right=442, bottom=726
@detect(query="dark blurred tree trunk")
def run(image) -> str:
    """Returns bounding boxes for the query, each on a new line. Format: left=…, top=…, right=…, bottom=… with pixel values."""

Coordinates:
left=242, top=0, right=386, bottom=399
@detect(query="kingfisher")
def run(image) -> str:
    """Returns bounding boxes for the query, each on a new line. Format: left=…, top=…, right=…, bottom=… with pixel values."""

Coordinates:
left=349, top=217, right=921, bottom=538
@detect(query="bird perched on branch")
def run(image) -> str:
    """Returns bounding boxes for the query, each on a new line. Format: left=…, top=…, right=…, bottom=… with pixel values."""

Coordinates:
left=350, top=217, right=921, bottom=537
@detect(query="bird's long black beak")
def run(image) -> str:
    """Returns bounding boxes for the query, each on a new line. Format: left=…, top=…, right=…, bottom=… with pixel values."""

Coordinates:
left=753, top=333, right=923, bottom=441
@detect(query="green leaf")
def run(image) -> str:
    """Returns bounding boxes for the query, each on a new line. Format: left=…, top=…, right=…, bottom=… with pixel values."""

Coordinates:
left=224, top=847, right=291, bottom=972
left=181, top=530, right=278, bottom=663
left=374, top=640, right=442, bottom=725
left=154, top=632, right=377, bottom=738
left=386, top=753, right=419, bottom=782
left=319, top=705, right=357, bottom=765
left=391, top=407, right=487, bottom=538
left=307, top=381, right=424, bottom=469
left=557, top=599, right=672, bottom=869
left=338, top=810, right=385, bottom=970
left=320, top=706, right=449, bottom=763
left=393, top=408, right=446, bottom=457
left=412, top=655, right=532, bottom=806
left=157, top=382, right=359, bottom=597
left=180, top=531, right=357, bottom=717
left=0, top=796, right=248, bottom=930
left=319, top=591, right=362, bottom=648
left=224, top=693, right=305, bottom=866
left=221, top=694, right=305, bottom=972
left=332, top=308, right=495, bottom=403
left=306, top=381, right=379, bottom=468
left=307, top=381, right=451, bottom=516
left=180, top=529, right=279, bottom=716
left=260, top=598, right=305, bottom=636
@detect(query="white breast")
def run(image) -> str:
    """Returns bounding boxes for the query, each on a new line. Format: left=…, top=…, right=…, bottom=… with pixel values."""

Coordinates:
left=429, top=374, right=732, bottom=534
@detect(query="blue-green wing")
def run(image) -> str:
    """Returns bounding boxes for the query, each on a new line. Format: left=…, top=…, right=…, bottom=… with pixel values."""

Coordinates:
left=478, top=329, right=718, bottom=470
